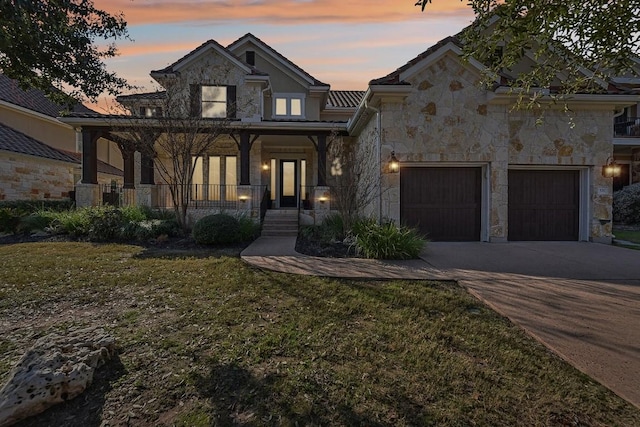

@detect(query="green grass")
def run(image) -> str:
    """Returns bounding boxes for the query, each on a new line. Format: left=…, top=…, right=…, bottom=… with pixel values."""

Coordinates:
left=1, top=242, right=639, bottom=426
left=613, top=228, right=640, bottom=244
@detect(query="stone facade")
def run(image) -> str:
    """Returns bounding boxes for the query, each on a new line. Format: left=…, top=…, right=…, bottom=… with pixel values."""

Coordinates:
left=0, top=151, right=75, bottom=200
left=360, top=52, right=617, bottom=242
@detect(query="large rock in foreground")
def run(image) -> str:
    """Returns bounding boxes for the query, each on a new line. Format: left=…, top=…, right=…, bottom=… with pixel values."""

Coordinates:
left=0, top=327, right=116, bottom=427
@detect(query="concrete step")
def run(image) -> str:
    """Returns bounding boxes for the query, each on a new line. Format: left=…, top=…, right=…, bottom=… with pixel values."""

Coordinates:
left=261, top=210, right=299, bottom=237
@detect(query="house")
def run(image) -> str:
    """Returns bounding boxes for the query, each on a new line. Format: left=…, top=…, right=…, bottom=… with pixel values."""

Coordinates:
left=612, top=57, right=640, bottom=191
left=59, top=32, right=640, bottom=243
left=0, top=74, right=124, bottom=201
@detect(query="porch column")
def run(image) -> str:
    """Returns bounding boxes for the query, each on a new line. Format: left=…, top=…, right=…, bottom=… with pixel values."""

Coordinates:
left=137, top=153, right=156, bottom=207
left=81, top=129, right=99, bottom=184
left=75, top=129, right=101, bottom=207
left=240, top=130, right=251, bottom=185
left=317, top=134, right=327, bottom=187
left=123, top=150, right=135, bottom=189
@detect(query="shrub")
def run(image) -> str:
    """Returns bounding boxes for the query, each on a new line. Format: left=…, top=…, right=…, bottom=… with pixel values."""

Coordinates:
left=236, top=214, right=261, bottom=242
left=85, top=206, right=126, bottom=242
left=0, top=208, right=22, bottom=234
left=613, top=183, right=640, bottom=225
left=351, top=218, right=426, bottom=260
left=121, top=219, right=181, bottom=241
left=299, top=213, right=346, bottom=243
left=192, top=214, right=241, bottom=245
left=17, top=212, right=55, bottom=233
left=0, top=199, right=73, bottom=213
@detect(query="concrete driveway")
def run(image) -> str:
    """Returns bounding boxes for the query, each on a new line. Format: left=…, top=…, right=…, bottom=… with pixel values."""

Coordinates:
left=421, top=242, right=640, bottom=408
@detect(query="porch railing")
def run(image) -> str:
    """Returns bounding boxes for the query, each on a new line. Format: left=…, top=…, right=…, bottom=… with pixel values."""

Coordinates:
left=154, top=184, right=266, bottom=210
left=100, top=183, right=135, bottom=207
left=614, top=117, right=640, bottom=137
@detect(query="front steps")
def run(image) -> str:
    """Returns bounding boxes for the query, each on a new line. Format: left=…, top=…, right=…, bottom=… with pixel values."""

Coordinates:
left=261, top=209, right=299, bottom=237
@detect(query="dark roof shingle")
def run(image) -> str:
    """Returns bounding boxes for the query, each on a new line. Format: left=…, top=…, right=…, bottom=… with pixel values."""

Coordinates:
left=0, top=123, right=78, bottom=163
left=0, top=74, right=96, bottom=117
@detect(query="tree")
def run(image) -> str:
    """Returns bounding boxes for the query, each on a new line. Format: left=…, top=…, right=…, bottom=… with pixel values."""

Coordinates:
left=328, top=132, right=382, bottom=234
left=415, top=0, right=640, bottom=103
left=110, top=63, right=244, bottom=230
left=0, top=0, right=130, bottom=104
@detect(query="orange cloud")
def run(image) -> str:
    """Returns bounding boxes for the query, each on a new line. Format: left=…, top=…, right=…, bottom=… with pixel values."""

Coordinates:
left=115, top=41, right=200, bottom=57
left=95, top=0, right=471, bottom=26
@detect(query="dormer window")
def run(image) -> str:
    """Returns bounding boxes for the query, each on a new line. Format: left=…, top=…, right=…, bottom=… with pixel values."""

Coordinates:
left=246, top=51, right=255, bottom=66
left=274, top=93, right=304, bottom=118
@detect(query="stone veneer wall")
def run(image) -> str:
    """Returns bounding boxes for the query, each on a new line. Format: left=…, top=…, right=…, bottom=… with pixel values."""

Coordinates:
left=0, top=151, right=75, bottom=200
left=370, top=52, right=615, bottom=242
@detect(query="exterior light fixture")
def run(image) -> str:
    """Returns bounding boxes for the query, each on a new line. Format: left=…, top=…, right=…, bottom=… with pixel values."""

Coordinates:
left=239, top=195, right=249, bottom=203
left=262, top=162, right=269, bottom=171
left=388, top=151, right=400, bottom=173
left=602, top=156, right=621, bottom=178
left=318, top=195, right=328, bottom=204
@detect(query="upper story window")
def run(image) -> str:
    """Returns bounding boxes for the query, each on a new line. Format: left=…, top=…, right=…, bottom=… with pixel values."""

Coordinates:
left=140, top=106, right=163, bottom=117
left=191, top=84, right=237, bottom=119
left=274, top=93, right=304, bottom=119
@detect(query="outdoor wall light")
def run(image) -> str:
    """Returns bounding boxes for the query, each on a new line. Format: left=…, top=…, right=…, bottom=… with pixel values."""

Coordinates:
left=318, top=195, right=328, bottom=204
left=388, top=151, right=400, bottom=173
left=602, top=157, right=621, bottom=178
left=262, top=162, right=270, bottom=171
left=239, top=195, right=249, bottom=203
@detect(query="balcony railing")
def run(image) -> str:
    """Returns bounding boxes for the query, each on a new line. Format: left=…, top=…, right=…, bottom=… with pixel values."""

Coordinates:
left=155, top=184, right=266, bottom=210
left=614, top=117, right=640, bottom=137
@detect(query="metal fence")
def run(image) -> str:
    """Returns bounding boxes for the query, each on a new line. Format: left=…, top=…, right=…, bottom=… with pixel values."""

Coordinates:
left=100, top=183, right=135, bottom=207
left=154, top=184, right=266, bottom=210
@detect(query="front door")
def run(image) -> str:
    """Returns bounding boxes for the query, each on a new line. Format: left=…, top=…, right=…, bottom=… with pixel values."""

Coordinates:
left=280, top=160, right=298, bottom=208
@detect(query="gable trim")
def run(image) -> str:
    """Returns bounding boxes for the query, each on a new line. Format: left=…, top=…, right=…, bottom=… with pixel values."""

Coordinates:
left=151, top=41, right=253, bottom=77
left=398, top=42, right=497, bottom=84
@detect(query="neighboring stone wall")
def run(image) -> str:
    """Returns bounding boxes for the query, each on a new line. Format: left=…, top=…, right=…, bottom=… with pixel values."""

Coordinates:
left=0, top=151, right=75, bottom=201
left=372, top=51, right=615, bottom=242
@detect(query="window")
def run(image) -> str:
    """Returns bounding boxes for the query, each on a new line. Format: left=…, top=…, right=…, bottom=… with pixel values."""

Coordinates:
left=201, top=86, right=227, bottom=118
left=246, top=51, right=255, bottom=66
left=192, top=156, right=204, bottom=200
left=191, top=155, right=237, bottom=201
left=274, top=94, right=305, bottom=118
left=140, top=106, right=162, bottom=117
left=192, top=85, right=236, bottom=119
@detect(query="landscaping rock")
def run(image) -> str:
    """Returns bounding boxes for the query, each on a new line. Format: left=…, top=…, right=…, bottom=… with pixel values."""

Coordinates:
left=0, top=327, right=116, bottom=427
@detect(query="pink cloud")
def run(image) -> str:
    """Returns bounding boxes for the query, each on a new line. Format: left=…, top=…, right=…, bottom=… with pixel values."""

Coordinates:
left=95, top=0, right=472, bottom=26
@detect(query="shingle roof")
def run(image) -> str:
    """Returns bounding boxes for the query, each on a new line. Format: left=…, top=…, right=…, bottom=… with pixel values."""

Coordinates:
left=117, top=91, right=167, bottom=102
left=0, top=74, right=96, bottom=117
left=151, top=39, right=268, bottom=76
left=227, top=33, right=329, bottom=87
left=327, top=91, right=365, bottom=108
left=0, top=123, right=78, bottom=163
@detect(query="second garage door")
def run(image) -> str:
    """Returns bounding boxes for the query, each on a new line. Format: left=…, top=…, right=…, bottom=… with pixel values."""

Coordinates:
left=401, top=167, right=482, bottom=241
left=508, top=169, right=580, bottom=241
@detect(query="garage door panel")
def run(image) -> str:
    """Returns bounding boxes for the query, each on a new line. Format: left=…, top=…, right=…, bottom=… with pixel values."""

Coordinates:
left=401, top=167, right=481, bottom=241
left=508, top=170, right=579, bottom=241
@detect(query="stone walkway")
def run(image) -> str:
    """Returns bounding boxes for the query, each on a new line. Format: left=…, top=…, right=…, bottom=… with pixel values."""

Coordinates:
left=241, top=238, right=640, bottom=409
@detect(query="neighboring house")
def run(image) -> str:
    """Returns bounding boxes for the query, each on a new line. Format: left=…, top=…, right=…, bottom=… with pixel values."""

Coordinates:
left=0, top=74, right=123, bottom=201
left=60, top=32, right=640, bottom=243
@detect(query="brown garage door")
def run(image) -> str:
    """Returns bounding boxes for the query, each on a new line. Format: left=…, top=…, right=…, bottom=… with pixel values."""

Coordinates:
left=508, top=169, right=579, bottom=241
left=400, top=167, right=481, bottom=241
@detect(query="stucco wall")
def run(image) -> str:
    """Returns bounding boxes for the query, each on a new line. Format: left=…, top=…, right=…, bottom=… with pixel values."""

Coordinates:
left=369, top=52, right=615, bottom=242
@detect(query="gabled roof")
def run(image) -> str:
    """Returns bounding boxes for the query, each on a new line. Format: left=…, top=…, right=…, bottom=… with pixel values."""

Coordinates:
left=0, top=74, right=96, bottom=117
left=370, top=36, right=462, bottom=85
left=0, top=122, right=78, bottom=163
left=227, top=33, right=329, bottom=88
left=150, top=39, right=268, bottom=77
left=327, top=91, right=365, bottom=108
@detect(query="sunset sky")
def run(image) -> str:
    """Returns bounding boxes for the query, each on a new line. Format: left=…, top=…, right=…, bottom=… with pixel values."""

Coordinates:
left=92, top=0, right=475, bottom=110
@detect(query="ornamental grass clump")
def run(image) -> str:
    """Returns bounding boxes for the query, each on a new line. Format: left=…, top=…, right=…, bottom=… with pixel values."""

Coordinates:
left=613, top=183, right=640, bottom=225
left=351, top=218, right=426, bottom=259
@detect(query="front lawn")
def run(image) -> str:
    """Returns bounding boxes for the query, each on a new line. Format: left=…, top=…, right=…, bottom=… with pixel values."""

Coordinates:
left=1, top=243, right=638, bottom=426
